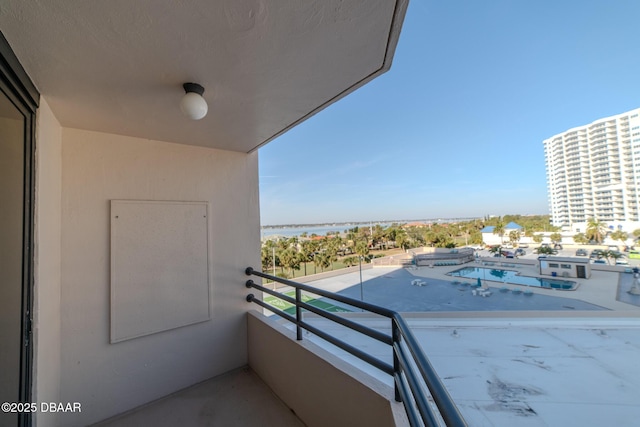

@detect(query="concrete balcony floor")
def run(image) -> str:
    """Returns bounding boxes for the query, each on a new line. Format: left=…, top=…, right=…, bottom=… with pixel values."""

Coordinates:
left=92, top=367, right=305, bottom=427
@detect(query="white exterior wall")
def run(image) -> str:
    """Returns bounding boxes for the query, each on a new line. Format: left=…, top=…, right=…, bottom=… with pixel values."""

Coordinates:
left=31, top=124, right=261, bottom=426
left=544, top=108, right=640, bottom=232
left=481, top=233, right=501, bottom=246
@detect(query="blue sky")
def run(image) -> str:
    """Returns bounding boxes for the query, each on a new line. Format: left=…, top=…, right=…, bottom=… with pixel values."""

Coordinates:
left=259, top=0, right=640, bottom=226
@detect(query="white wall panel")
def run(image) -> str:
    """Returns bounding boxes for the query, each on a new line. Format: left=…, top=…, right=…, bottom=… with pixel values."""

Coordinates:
left=110, top=200, right=210, bottom=342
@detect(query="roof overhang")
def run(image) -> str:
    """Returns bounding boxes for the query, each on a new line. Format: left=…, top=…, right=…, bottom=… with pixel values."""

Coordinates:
left=0, top=0, right=408, bottom=153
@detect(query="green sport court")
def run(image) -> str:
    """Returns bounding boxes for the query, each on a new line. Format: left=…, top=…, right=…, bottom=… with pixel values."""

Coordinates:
left=263, top=290, right=351, bottom=314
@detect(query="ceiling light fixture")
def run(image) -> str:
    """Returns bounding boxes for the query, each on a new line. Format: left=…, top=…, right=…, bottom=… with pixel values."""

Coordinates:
left=180, top=82, right=208, bottom=120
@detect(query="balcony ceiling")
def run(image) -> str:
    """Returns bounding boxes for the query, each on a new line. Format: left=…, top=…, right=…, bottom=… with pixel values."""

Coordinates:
left=0, top=0, right=407, bottom=153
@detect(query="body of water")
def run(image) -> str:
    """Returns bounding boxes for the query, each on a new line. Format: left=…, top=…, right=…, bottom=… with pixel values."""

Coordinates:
left=261, top=223, right=391, bottom=239
left=448, top=267, right=577, bottom=290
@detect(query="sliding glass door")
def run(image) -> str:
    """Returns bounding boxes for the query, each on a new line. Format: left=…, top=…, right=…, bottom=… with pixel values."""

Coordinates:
left=0, top=32, right=39, bottom=427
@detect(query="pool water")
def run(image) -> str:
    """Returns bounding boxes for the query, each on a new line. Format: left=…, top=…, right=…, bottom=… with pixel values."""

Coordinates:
left=448, top=267, right=577, bottom=290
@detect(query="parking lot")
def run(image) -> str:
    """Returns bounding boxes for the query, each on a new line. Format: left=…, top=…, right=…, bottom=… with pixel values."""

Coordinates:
left=474, top=244, right=640, bottom=267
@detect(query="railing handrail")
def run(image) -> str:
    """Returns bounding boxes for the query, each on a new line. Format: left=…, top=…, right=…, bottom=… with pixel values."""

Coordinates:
left=245, top=267, right=467, bottom=427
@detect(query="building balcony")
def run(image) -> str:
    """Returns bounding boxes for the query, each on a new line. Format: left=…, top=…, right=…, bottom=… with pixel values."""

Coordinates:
left=93, top=309, right=410, bottom=427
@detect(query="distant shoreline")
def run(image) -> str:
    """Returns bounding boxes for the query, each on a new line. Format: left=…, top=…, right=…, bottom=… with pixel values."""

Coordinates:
left=261, top=217, right=482, bottom=229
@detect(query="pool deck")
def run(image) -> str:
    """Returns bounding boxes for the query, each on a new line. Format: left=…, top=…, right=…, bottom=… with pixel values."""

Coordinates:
left=406, top=259, right=640, bottom=312
left=272, top=263, right=640, bottom=427
left=283, top=260, right=640, bottom=313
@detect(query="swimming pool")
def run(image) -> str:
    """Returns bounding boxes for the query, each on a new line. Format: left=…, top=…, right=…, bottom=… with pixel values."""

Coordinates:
left=448, top=267, right=577, bottom=290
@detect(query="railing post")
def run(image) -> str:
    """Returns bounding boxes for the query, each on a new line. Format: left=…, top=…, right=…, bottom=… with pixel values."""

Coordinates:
left=295, top=288, right=302, bottom=341
left=392, top=320, right=401, bottom=402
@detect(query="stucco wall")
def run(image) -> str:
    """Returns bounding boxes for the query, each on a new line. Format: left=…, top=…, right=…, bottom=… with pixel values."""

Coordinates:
left=33, top=98, right=63, bottom=427
left=247, top=311, right=408, bottom=427
left=58, top=128, right=260, bottom=426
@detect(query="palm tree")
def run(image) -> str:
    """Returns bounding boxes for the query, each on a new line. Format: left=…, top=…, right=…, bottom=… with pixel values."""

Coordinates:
left=325, top=237, right=341, bottom=270
left=492, top=220, right=505, bottom=244
left=314, top=251, right=331, bottom=272
left=432, top=232, right=453, bottom=248
left=509, top=230, right=522, bottom=247
left=395, top=231, right=409, bottom=250
left=355, top=241, right=369, bottom=261
left=533, top=234, right=544, bottom=244
left=279, top=248, right=300, bottom=277
left=298, top=240, right=314, bottom=276
left=488, top=245, right=502, bottom=256
left=371, top=224, right=385, bottom=250
left=601, top=250, right=622, bottom=265
left=343, top=256, right=359, bottom=267
left=586, top=218, right=607, bottom=244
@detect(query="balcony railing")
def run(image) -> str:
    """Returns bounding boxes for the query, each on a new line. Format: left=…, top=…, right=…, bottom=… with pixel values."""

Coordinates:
left=245, top=267, right=467, bottom=427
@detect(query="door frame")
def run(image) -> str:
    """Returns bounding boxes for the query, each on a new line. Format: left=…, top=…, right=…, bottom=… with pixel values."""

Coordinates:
left=0, top=31, right=40, bottom=427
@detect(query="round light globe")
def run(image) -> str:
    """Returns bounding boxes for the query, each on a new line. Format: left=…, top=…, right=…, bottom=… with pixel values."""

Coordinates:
left=180, top=92, right=208, bottom=120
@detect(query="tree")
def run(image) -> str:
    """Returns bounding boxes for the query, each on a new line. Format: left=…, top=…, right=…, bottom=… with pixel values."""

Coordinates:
left=405, top=226, right=425, bottom=247
left=313, top=251, right=331, bottom=272
left=343, top=256, right=359, bottom=267
left=395, top=231, right=410, bottom=250
left=533, top=234, right=544, bottom=244
left=279, top=248, right=300, bottom=277
left=371, top=224, right=385, bottom=250
left=608, top=250, right=623, bottom=265
left=325, top=237, right=341, bottom=270
left=573, top=232, right=588, bottom=245
left=488, top=245, right=502, bottom=256
left=492, top=220, right=505, bottom=244
left=298, top=240, right=314, bottom=276
left=355, top=241, right=370, bottom=259
left=431, top=232, right=454, bottom=248
left=509, top=230, right=522, bottom=247
left=536, top=246, right=555, bottom=255
left=260, top=240, right=274, bottom=273
left=602, top=250, right=622, bottom=265
left=610, top=230, right=628, bottom=247
left=549, top=233, right=562, bottom=244
left=586, top=218, right=607, bottom=244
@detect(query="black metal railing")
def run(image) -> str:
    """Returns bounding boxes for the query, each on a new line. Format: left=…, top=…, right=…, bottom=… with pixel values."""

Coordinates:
left=245, top=267, right=467, bottom=427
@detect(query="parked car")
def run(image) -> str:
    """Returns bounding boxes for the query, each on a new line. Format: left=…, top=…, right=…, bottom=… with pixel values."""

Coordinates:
left=575, top=249, right=588, bottom=256
left=592, top=259, right=607, bottom=264
left=590, top=249, right=604, bottom=259
left=608, top=245, right=619, bottom=251
left=515, top=248, right=526, bottom=256
left=518, top=243, right=529, bottom=248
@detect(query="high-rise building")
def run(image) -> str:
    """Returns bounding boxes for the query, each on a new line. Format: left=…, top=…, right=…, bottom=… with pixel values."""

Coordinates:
left=543, top=107, right=640, bottom=233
